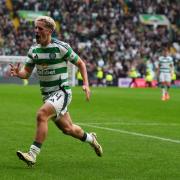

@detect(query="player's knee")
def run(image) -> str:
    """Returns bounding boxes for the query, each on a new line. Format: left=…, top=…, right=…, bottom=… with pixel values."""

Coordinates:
left=36, top=109, right=48, bottom=122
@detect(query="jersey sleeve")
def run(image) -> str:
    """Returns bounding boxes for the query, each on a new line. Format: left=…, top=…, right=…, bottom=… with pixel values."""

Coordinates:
left=25, top=47, right=35, bottom=69
left=169, top=56, right=174, bottom=65
left=169, top=57, right=174, bottom=71
left=63, top=44, right=79, bottom=65
left=157, top=57, right=161, bottom=66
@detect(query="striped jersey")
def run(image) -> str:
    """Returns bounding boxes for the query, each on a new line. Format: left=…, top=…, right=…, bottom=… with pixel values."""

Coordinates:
left=25, top=38, right=79, bottom=94
left=158, top=56, right=173, bottom=73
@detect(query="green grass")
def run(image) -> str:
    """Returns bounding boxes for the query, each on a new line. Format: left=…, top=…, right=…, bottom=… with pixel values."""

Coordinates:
left=0, top=84, right=180, bottom=180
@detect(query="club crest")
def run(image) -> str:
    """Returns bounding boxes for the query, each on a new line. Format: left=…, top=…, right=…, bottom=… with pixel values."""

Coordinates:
left=49, top=53, right=56, bottom=59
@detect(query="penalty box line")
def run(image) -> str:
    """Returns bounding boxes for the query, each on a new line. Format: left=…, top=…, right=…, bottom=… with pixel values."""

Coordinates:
left=78, top=123, right=180, bottom=144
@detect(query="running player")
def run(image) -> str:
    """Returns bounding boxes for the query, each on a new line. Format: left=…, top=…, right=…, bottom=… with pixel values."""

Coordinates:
left=157, top=47, right=174, bottom=101
left=10, top=16, right=103, bottom=166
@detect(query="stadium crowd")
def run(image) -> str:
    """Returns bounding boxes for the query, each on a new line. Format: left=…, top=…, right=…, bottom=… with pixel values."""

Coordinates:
left=0, top=0, right=180, bottom=85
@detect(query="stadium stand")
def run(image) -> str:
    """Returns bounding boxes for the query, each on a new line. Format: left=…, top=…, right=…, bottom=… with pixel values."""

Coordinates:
left=0, top=0, right=180, bottom=86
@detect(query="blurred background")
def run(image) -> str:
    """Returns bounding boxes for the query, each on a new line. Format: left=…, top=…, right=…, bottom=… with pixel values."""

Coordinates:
left=0, top=0, right=180, bottom=87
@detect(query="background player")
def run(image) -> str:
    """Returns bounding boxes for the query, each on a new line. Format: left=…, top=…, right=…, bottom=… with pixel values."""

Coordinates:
left=157, top=47, right=174, bottom=101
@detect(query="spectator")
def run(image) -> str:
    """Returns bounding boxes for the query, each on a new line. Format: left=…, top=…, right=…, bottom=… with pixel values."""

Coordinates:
left=1, top=0, right=180, bottom=83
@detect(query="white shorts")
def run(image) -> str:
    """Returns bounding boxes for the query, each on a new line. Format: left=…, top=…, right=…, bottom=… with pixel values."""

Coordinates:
left=43, top=90, right=72, bottom=117
left=159, top=72, right=171, bottom=83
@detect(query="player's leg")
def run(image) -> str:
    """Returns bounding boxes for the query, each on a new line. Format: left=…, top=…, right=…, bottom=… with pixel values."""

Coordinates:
left=161, top=82, right=166, bottom=101
left=165, top=82, right=171, bottom=100
left=159, top=73, right=166, bottom=100
left=164, top=73, right=172, bottom=100
left=55, top=112, right=87, bottom=139
left=17, top=102, right=56, bottom=166
left=54, top=112, right=103, bottom=157
left=34, top=102, right=56, bottom=142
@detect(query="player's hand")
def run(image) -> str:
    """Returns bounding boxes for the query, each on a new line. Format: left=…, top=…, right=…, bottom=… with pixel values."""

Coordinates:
left=9, top=63, right=20, bottom=77
left=82, top=85, right=90, bottom=101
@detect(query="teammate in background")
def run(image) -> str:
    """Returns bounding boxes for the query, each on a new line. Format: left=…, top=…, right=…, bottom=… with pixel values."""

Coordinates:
left=9, top=16, right=103, bottom=167
left=157, top=47, right=174, bottom=101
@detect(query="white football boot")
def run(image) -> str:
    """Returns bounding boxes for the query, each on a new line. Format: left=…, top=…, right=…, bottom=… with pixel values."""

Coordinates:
left=90, top=132, right=103, bottom=157
left=16, top=151, right=36, bottom=167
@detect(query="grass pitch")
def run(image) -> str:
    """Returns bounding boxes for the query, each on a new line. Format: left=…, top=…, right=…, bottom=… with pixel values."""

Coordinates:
left=0, top=84, right=180, bottom=180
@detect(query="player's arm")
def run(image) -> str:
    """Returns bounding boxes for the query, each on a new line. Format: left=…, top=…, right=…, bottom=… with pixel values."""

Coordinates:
left=75, top=58, right=90, bottom=101
left=156, top=65, right=160, bottom=76
left=9, top=63, right=33, bottom=79
left=156, top=59, right=160, bottom=80
left=64, top=44, right=91, bottom=101
left=170, top=63, right=174, bottom=78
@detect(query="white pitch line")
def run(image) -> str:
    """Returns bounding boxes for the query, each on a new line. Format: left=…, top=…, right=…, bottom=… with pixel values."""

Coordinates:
left=79, top=123, right=180, bottom=144
left=78, top=122, right=180, bottom=126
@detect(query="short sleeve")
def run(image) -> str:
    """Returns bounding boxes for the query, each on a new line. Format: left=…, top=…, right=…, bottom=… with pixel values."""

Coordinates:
left=64, top=46, right=79, bottom=65
left=25, top=47, right=35, bottom=69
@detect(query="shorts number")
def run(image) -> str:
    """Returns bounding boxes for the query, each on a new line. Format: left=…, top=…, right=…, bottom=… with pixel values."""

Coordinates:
left=49, top=93, right=62, bottom=102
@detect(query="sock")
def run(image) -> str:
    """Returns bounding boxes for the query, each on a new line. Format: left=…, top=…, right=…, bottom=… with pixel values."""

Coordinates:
left=33, top=141, right=42, bottom=148
left=167, top=85, right=170, bottom=92
left=81, top=132, right=93, bottom=143
left=29, top=144, right=41, bottom=160
left=85, top=133, right=93, bottom=143
left=162, top=88, right=166, bottom=96
left=81, top=132, right=87, bottom=141
left=161, top=85, right=165, bottom=97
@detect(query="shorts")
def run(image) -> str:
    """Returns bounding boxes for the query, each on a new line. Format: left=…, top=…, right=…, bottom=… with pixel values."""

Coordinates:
left=43, top=90, right=72, bottom=117
left=159, top=72, right=171, bottom=83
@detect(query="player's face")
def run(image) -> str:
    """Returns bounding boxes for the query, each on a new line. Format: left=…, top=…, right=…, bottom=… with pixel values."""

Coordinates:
left=35, top=21, right=51, bottom=46
left=163, top=49, right=168, bottom=56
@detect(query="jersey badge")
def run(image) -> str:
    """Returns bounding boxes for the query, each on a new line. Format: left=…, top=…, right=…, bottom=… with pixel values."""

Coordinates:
left=49, top=53, right=56, bottom=60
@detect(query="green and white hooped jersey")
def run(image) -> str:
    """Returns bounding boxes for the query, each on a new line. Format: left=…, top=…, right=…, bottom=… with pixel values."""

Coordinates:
left=25, top=39, right=79, bottom=94
left=158, top=56, right=173, bottom=73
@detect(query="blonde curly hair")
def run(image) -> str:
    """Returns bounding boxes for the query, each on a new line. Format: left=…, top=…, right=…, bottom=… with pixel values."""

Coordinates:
left=35, top=16, right=56, bottom=31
